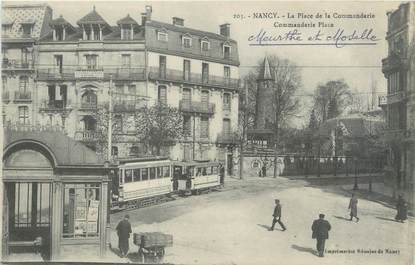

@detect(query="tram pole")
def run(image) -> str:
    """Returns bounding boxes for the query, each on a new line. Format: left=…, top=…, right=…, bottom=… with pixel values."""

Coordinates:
left=108, top=75, right=113, bottom=161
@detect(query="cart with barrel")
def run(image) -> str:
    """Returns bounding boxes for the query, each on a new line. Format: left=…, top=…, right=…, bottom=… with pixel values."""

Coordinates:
left=133, top=232, right=173, bottom=263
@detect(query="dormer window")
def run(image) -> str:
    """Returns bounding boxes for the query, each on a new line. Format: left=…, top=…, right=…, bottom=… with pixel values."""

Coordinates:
left=2, top=24, right=12, bottom=36
left=201, top=40, right=210, bottom=51
left=121, top=26, right=132, bottom=40
left=157, top=30, right=168, bottom=42
left=182, top=36, right=192, bottom=48
left=21, top=24, right=32, bottom=37
left=55, top=27, right=64, bottom=41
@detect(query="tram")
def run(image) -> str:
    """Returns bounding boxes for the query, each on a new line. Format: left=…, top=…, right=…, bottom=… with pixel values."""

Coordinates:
left=173, top=160, right=221, bottom=196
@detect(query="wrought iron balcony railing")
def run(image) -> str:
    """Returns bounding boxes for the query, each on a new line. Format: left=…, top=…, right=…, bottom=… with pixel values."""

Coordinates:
left=14, top=91, right=31, bottom=101
left=216, top=132, right=239, bottom=145
left=36, top=68, right=76, bottom=80
left=75, top=67, right=104, bottom=79
left=36, top=67, right=146, bottom=81
left=148, top=67, right=240, bottom=89
left=74, top=130, right=103, bottom=142
left=105, top=67, right=146, bottom=80
left=2, top=58, right=34, bottom=70
left=39, top=100, right=72, bottom=111
left=179, top=100, right=215, bottom=115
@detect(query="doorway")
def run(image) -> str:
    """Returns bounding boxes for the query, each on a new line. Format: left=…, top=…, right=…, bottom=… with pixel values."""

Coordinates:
left=227, top=153, right=233, bottom=176
left=5, top=182, right=52, bottom=260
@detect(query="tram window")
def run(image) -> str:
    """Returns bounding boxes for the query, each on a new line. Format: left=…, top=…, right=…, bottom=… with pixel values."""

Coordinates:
left=133, top=169, right=141, bottom=182
left=150, top=167, right=156, bottom=179
left=141, top=168, right=148, bottom=181
left=196, top=167, right=202, bottom=176
left=119, top=170, right=124, bottom=184
left=213, top=166, right=218, bottom=174
left=164, top=166, right=170, bottom=178
left=202, top=167, right=207, bottom=176
left=125, top=169, right=133, bottom=183
left=157, top=167, right=163, bottom=179
left=206, top=166, right=212, bottom=175
left=187, top=167, right=194, bottom=177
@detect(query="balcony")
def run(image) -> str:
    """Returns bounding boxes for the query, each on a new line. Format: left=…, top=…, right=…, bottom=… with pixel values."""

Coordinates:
left=79, top=102, right=98, bottom=111
left=216, top=132, right=239, bottom=145
left=382, top=56, right=408, bottom=74
left=74, top=67, right=104, bottom=79
left=2, top=58, right=34, bottom=70
left=113, top=100, right=137, bottom=112
left=39, top=100, right=72, bottom=112
left=74, top=130, right=103, bottom=142
left=179, top=100, right=215, bottom=115
left=148, top=67, right=240, bottom=89
left=105, top=67, right=146, bottom=80
left=14, top=91, right=32, bottom=102
left=2, top=91, right=10, bottom=103
left=36, top=68, right=75, bottom=81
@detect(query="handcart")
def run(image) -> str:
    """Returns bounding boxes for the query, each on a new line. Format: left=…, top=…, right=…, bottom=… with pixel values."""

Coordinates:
left=133, top=232, right=173, bottom=263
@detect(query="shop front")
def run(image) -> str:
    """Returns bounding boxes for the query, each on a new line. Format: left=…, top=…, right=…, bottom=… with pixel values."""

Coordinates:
left=2, top=127, right=110, bottom=261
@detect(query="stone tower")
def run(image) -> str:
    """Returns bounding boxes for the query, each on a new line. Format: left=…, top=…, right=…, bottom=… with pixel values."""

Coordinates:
left=255, top=56, right=274, bottom=129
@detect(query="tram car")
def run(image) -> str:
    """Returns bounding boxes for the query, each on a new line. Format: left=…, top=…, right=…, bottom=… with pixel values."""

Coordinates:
left=172, top=161, right=221, bottom=196
left=111, top=157, right=173, bottom=211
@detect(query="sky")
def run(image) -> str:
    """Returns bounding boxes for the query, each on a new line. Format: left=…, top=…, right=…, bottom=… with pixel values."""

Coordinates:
left=5, top=1, right=402, bottom=126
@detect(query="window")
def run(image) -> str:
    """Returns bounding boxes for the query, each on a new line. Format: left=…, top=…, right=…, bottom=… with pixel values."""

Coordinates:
left=121, top=27, right=132, bottom=40
left=201, top=40, right=210, bottom=51
left=21, top=48, right=31, bottom=66
left=55, top=27, right=64, bottom=41
left=2, top=76, right=7, bottom=91
left=183, top=60, right=191, bottom=81
left=141, top=168, right=148, bottom=180
left=158, top=85, right=167, bottom=105
left=125, top=170, right=133, bottom=183
left=183, top=115, right=191, bottom=136
left=85, top=55, right=98, bottom=69
left=133, top=169, right=141, bottom=182
left=224, top=66, right=231, bottom=79
left=111, top=146, right=118, bottom=157
left=121, top=54, right=131, bottom=68
left=2, top=24, right=12, bottom=36
left=223, top=45, right=231, bottom=59
left=202, top=63, right=209, bottom=83
left=114, top=115, right=123, bottom=132
left=201, top=90, right=209, bottom=111
left=223, top=93, right=231, bottom=110
left=223, top=118, right=231, bottom=136
left=63, top=183, right=100, bottom=238
left=81, top=91, right=97, bottom=108
left=18, top=106, right=29, bottom=124
left=200, top=117, right=209, bottom=138
left=159, top=56, right=166, bottom=78
left=388, top=72, right=400, bottom=94
left=182, top=36, right=192, bottom=48
left=182, top=88, right=191, bottom=107
left=149, top=168, right=156, bottom=180
left=163, top=166, right=170, bottom=178
left=83, top=115, right=97, bottom=131
left=157, top=31, right=168, bottom=42
left=19, top=76, right=29, bottom=94
left=157, top=167, right=163, bottom=178
left=22, top=24, right=32, bottom=37
left=128, top=84, right=136, bottom=95
left=130, top=145, right=139, bottom=156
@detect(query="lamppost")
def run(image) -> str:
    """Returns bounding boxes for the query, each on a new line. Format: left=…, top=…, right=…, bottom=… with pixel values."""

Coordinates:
left=353, top=157, right=359, bottom=190
left=104, top=160, right=111, bottom=250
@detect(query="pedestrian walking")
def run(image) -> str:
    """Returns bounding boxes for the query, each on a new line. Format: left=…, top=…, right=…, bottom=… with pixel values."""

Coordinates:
left=395, top=195, right=408, bottom=223
left=219, top=163, right=225, bottom=186
left=348, top=194, right=359, bottom=222
left=116, top=214, right=132, bottom=257
left=269, top=199, right=286, bottom=231
left=261, top=163, right=267, bottom=177
left=311, top=214, right=331, bottom=257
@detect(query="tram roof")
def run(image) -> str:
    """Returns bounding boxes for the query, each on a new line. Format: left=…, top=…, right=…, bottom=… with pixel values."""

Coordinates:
left=173, top=160, right=220, bottom=167
left=117, top=156, right=170, bottom=165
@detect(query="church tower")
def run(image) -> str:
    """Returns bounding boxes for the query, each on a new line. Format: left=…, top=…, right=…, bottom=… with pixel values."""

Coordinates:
left=255, top=56, right=275, bottom=129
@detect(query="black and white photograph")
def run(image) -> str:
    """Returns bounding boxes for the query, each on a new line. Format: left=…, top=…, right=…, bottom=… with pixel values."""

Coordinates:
left=1, top=1, right=414, bottom=264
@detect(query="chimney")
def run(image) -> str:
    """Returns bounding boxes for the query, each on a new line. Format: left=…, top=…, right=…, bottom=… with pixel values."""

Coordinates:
left=141, top=5, right=152, bottom=25
left=220, top=23, right=230, bottom=38
left=172, top=17, right=184, bottom=27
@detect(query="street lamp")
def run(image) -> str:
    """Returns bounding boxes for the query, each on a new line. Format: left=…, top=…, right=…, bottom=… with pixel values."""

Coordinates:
left=104, top=160, right=111, bottom=250
left=353, top=157, right=358, bottom=190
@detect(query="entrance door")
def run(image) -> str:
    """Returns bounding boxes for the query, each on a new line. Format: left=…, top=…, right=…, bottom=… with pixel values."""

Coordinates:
left=7, top=182, right=52, bottom=260
left=227, top=154, right=233, bottom=176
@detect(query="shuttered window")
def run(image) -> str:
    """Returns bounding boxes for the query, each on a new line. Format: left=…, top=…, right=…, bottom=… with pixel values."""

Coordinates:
left=158, top=86, right=167, bottom=105
left=200, top=117, right=209, bottom=138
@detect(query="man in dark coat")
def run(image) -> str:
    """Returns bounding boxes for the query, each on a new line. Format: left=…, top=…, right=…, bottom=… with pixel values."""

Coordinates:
left=395, top=195, right=408, bottom=223
left=269, top=199, right=286, bottom=231
left=116, top=214, right=132, bottom=257
left=311, top=214, right=331, bottom=257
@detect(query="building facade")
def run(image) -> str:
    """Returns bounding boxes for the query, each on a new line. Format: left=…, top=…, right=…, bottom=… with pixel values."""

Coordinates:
left=2, top=4, right=240, bottom=174
left=381, top=2, right=415, bottom=202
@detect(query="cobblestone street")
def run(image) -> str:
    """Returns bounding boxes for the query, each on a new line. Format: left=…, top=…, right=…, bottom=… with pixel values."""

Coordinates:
left=108, top=177, right=414, bottom=265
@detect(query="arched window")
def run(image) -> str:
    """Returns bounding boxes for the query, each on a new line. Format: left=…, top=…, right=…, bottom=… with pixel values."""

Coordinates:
left=82, top=115, right=96, bottom=131
left=81, top=90, right=97, bottom=108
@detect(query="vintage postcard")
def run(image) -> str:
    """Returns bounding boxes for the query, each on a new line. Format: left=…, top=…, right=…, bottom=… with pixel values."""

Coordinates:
left=1, top=0, right=414, bottom=264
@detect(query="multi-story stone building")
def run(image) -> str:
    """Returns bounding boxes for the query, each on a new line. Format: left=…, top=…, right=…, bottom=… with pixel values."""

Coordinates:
left=143, top=7, right=240, bottom=170
left=2, top=4, right=240, bottom=173
left=381, top=2, right=415, bottom=202
left=2, top=3, right=52, bottom=128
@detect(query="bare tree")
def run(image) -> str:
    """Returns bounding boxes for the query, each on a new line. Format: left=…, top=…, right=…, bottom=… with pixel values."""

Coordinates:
left=312, top=79, right=352, bottom=123
left=135, top=103, right=184, bottom=156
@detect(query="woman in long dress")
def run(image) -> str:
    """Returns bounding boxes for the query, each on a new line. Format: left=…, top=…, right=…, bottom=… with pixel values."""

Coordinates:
left=395, top=195, right=408, bottom=223
left=348, top=194, right=359, bottom=222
